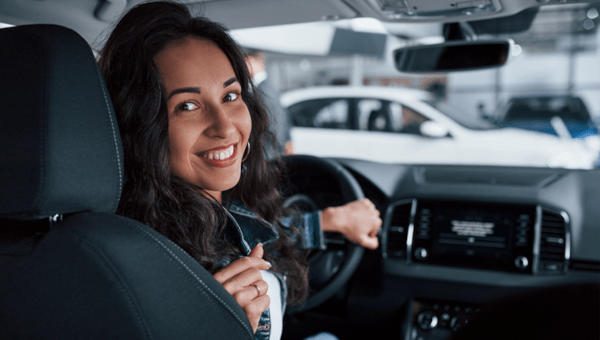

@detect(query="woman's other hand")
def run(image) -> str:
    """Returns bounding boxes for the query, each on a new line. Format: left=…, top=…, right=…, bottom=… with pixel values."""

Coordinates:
left=213, top=243, right=271, bottom=333
left=321, top=198, right=382, bottom=250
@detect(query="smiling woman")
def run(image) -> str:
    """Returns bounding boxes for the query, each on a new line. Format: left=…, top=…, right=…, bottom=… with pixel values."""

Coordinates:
left=97, top=2, right=381, bottom=339
left=97, top=2, right=310, bottom=337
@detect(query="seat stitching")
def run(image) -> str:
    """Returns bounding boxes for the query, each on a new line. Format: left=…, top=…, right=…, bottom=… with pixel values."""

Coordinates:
left=63, top=229, right=155, bottom=340
left=90, top=52, right=123, bottom=211
left=115, top=215, right=254, bottom=337
left=33, top=35, right=47, bottom=212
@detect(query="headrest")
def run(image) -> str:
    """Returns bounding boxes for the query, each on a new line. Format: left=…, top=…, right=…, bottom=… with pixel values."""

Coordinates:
left=0, top=25, right=123, bottom=220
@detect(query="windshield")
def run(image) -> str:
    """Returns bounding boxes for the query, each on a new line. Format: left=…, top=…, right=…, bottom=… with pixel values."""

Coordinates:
left=234, top=4, right=600, bottom=169
left=433, top=103, right=497, bottom=130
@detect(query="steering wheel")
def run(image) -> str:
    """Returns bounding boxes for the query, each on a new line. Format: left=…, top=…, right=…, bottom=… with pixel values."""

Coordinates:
left=281, top=155, right=365, bottom=312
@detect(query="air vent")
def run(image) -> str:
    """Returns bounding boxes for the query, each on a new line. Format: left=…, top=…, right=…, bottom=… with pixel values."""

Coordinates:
left=418, top=168, right=560, bottom=187
left=514, top=212, right=534, bottom=248
left=569, top=259, right=600, bottom=273
left=414, top=207, right=432, bottom=241
left=384, top=201, right=412, bottom=259
left=537, top=210, right=568, bottom=274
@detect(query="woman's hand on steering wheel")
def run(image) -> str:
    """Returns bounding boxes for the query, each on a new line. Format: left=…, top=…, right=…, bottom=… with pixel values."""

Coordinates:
left=320, top=198, right=382, bottom=249
left=213, top=244, right=271, bottom=333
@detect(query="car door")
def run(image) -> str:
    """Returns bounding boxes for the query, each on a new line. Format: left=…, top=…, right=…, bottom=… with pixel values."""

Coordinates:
left=362, top=99, right=459, bottom=164
left=289, top=97, right=459, bottom=164
left=288, top=97, right=359, bottom=159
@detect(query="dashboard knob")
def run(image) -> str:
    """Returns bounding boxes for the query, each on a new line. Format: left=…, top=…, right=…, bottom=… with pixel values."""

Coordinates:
left=514, top=256, right=529, bottom=269
left=414, top=247, right=428, bottom=260
left=450, top=315, right=469, bottom=331
left=417, top=311, right=438, bottom=330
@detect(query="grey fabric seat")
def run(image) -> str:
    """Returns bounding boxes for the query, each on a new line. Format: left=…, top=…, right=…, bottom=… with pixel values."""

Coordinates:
left=0, top=24, right=252, bottom=340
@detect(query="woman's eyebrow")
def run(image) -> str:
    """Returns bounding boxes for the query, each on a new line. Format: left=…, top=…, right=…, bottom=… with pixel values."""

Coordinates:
left=167, top=86, right=200, bottom=100
left=223, top=77, right=238, bottom=88
left=166, top=78, right=238, bottom=100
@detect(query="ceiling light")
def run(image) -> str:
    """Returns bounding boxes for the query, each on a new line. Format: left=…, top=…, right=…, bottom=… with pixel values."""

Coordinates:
left=349, top=17, right=388, bottom=34
left=368, top=0, right=501, bottom=20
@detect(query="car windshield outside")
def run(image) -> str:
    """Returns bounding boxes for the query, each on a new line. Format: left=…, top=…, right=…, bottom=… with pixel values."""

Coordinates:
left=233, top=3, right=600, bottom=169
left=501, top=95, right=591, bottom=121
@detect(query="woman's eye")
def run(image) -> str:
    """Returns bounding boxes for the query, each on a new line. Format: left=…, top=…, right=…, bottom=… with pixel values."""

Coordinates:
left=223, top=92, right=239, bottom=102
left=177, top=102, right=197, bottom=111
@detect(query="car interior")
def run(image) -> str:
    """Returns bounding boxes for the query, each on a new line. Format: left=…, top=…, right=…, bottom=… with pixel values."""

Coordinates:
left=1, top=1, right=599, bottom=340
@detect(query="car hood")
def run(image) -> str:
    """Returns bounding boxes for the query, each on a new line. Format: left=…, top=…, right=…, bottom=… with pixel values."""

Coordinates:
left=467, top=127, right=580, bottom=146
left=462, top=127, right=598, bottom=168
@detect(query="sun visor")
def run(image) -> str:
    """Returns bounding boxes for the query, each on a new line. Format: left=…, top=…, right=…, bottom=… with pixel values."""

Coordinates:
left=328, top=28, right=387, bottom=58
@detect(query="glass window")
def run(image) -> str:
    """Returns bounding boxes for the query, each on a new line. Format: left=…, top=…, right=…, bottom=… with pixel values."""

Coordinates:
left=400, top=105, right=429, bottom=135
left=358, top=99, right=382, bottom=130
left=313, top=99, right=349, bottom=129
left=357, top=99, right=430, bottom=135
left=288, top=98, right=352, bottom=129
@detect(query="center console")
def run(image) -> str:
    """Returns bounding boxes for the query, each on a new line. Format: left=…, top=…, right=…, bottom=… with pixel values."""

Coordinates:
left=401, top=299, right=481, bottom=340
left=383, top=198, right=571, bottom=340
left=383, top=199, right=570, bottom=275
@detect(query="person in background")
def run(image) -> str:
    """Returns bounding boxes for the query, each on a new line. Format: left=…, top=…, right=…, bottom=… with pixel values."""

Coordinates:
left=246, top=50, right=295, bottom=157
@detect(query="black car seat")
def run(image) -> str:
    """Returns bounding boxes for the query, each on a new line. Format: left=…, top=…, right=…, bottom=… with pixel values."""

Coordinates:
left=367, top=105, right=393, bottom=132
left=0, top=24, right=253, bottom=340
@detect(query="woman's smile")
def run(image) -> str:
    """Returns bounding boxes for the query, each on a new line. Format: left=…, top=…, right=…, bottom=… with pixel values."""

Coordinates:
left=197, top=143, right=238, bottom=168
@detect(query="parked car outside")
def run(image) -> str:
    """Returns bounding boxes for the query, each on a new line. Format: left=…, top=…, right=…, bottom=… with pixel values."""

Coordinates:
left=281, top=86, right=599, bottom=169
left=493, top=95, right=598, bottom=139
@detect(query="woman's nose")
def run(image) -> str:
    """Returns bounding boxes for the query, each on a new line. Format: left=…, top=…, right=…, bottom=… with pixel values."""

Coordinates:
left=204, top=104, right=236, bottom=138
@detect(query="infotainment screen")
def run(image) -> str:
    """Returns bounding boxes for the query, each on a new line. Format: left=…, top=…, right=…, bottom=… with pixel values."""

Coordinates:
left=410, top=201, right=536, bottom=272
left=430, top=207, right=514, bottom=257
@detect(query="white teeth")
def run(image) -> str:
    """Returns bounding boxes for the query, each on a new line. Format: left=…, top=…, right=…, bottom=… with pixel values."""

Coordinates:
left=202, top=145, right=234, bottom=161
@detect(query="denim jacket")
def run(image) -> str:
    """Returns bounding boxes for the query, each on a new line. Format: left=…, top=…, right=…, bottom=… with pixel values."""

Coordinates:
left=223, top=200, right=325, bottom=340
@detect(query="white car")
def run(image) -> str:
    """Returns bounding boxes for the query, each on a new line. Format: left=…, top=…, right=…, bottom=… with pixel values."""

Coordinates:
left=281, top=86, right=599, bottom=169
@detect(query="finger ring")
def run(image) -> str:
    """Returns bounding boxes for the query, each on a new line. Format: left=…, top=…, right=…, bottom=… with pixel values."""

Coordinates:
left=252, top=284, right=261, bottom=296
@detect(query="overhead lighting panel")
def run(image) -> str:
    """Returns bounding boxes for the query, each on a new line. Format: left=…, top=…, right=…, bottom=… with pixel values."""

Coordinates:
left=368, top=0, right=502, bottom=20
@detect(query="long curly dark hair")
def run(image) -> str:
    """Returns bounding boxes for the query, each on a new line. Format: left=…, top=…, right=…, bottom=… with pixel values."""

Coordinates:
left=98, top=0, right=308, bottom=304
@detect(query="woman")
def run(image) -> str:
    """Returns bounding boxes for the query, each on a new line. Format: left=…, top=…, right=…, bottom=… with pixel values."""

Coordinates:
left=98, top=1, right=382, bottom=339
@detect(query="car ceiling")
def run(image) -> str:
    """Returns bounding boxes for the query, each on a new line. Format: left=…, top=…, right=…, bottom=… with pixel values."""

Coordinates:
left=1, top=0, right=599, bottom=46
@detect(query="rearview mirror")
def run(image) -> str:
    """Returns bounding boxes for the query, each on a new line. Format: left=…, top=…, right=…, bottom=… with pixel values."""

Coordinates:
left=394, top=40, right=512, bottom=73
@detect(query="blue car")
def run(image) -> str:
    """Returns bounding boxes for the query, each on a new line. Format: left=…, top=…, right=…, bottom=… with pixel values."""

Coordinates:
left=494, top=95, right=600, bottom=167
left=494, top=95, right=598, bottom=138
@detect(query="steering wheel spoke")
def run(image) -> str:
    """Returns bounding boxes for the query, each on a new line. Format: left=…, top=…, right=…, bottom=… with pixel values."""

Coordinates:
left=281, top=155, right=365, bottom=312
left=324, top=231, right=346, bottom=246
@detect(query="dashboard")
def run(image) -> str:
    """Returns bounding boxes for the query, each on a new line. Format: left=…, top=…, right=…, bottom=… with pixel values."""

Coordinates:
left=307, top=159, right=600, bottom=340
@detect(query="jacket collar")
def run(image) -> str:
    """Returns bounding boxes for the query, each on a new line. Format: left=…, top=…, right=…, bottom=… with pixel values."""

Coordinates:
left=223, top=199, right=280, bottom=252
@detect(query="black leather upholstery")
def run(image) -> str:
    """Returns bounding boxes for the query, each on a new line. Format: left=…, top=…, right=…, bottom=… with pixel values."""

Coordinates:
left=0, top=25, right=122, bottom=220
left=0, top=24, right=253, bottom=339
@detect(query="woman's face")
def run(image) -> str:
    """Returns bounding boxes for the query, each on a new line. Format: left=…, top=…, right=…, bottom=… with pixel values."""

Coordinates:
left=154, top=37, right=252, bottom=202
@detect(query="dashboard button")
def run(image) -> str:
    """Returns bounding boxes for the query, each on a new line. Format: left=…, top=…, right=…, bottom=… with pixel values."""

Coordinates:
left=451, top=315, right=469, bottom=331
left=542, top=262, right=563, bottom=271
left=414, top=248, right=428, bottom=260
left=417, top=311, right=438, bottom=330
left=514, top=256, right=529, bottom=269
